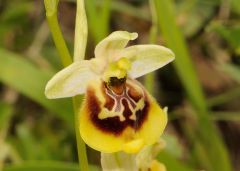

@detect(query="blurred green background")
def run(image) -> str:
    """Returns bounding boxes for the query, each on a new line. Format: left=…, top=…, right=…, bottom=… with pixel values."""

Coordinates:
left=0, top=0, right=240, bottom=171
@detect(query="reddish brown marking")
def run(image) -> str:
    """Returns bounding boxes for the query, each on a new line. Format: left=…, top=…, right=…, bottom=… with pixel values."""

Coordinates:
left=107, top=77, right=126, bottom=95
left=109, top=84, right=125, bottom=95
left=87, top=81, right=150, bottom=136
left=102, top=83, right=114, bottom=110
left=87, top=87, right=101, bottom=121
left=134, top=99, right=149, bottom=130
left=127, top=82, right=142, bottom=102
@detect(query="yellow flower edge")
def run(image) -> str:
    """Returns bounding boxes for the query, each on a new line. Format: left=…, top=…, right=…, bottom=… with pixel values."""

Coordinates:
left=79, top=79, right=167, bottom=153
left=150, top=160, right=167, bottom=171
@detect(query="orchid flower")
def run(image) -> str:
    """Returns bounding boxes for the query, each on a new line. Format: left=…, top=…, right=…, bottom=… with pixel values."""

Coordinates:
left=45, top=31, right=175, bottom=153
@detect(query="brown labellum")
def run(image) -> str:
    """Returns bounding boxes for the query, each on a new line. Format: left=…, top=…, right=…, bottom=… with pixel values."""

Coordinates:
left=86, top=78, right=150, bottom=136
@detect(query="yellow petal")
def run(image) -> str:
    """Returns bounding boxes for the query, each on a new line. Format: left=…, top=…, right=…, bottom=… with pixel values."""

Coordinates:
left=79, top=78, right=167, bottom=153
left=150, top=160, right=167, bottom=171
left=123, top=138, right=144, bottom=153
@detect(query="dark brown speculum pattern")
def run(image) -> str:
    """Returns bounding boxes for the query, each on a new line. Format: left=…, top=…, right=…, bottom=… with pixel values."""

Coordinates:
left=86, top=78, right=149, bottom=135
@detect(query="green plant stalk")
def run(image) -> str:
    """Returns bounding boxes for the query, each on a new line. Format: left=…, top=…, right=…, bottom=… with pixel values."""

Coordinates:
left=144, top=0, right=159, bottom=94
left=153, top=0, right=232, bottom=170
left=99, top=0, right=111, bottom=39
left=45, top=2, right=72, bottom=67
left=44, top=1, right=89, bottom=171
left=85, top=0, right=99, bottom=42
left=144, top=72, right=155, bottom=95
left=73, top=96, right=89, bottom=171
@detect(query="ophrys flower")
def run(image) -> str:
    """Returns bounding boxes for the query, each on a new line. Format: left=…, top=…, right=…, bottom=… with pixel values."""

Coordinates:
left=45, top=31, right=174, bottom=153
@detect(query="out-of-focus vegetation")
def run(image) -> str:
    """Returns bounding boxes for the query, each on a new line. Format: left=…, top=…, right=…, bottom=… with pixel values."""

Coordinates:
left=0, top=0, right=240, bottom=171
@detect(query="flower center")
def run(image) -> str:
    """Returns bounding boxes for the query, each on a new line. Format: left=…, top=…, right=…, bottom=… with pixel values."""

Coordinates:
left=96, top=58, right=146, bottom=122
left=107, top=77, right=126, bottom=95
left=98, top=79, right=145, bottom=122
left=102, top=57, right=131, bottom=84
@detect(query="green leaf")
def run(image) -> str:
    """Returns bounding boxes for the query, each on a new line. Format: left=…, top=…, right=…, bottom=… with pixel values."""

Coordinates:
left=221, top=63, right=240, bottom=82
left=231, top=0, right=240, bottom=15
left=14, top=124, right=51, bottom=160
left=3, top=161, right=100, bottom=171
left=154, top=0, right=207, bottom=113
left=154, top=0, right=233, bottom=171
left=177, top=0, right=218, bottom=37
left=0, top=2, right=34, bottom=47
left=158, top=151, right=194, bottom=171
left=162, top=134, right=183, bottom=158
left=1, top=2, right=33, bottom=22
left=0, top=48, right=74, bottom=128
left=208, top=22, right=240, bottom=54
left=0, top=102, right=13, bottom=131
left=85, top=0, right=111, bottom=43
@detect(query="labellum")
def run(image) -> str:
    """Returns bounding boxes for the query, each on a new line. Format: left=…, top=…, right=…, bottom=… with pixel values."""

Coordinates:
left=80, top=76, right=167, bottom=153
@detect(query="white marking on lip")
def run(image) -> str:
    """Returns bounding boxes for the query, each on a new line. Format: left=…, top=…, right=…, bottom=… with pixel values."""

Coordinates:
left=98, top=83, right=145, bottom=122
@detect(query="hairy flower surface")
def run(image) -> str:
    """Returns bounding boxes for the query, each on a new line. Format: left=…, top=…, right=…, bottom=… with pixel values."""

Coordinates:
left=45, top=31, right=175, bottom=153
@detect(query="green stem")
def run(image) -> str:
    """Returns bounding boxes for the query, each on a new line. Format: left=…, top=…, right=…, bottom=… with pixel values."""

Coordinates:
left=99, top=0, right=111, bottom=39
left=144, top=0, right=159, bottom=94
left=86, top=0, right=111, bottom=43
left=44, top=1, right=89, bottom=170
left=73, top=96, right=89, bottom=171
left=149, top=0, right=158, bottom=44
left=85, top=0, right=102, bottom=43
left=45, top=1, right=72, bottom=67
